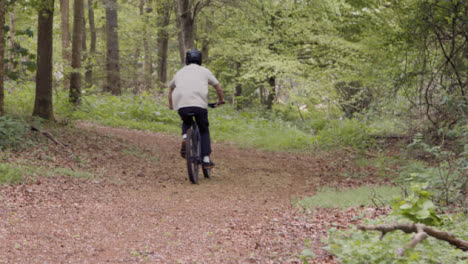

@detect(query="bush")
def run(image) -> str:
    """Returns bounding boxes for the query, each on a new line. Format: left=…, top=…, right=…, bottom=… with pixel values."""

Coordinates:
left=400, top=133, right=468, bottom=211
left=0, top=116, right=30, bottom=149
left=327, top=214, right=468, bottom=264
left=315, top=119, right=372, bottom=149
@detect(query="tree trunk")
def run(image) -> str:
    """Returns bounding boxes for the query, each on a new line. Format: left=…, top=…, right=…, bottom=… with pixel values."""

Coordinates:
left=0, top=0, right=5, bottom=115
left=60, top=0, right=71, bottom=90
left=233, top=62, right=242, bottom=109
left=105, top=0, right=121, bottom=95
left=33, top=0, right=55, bottom=120
left=201, top=14, right=212, bottom=62
left=8, top=7, right=15, bottom=72
left=142, top=0, right=152, bottom=90
left=177, top=0, right=194, bottom=51
left=85, top=0, right=96, bottom=88
left=81, top=12, right=88, bottom=87
left=266, top=76, right=276, bottom=109
left=174, top=0, right=185, bottom=65
left=69, top=0, right=84, bottom=104
left=157, top=0, right=171, bottom=91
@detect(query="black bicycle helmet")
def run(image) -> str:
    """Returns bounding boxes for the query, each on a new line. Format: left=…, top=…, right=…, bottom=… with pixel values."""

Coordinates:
left=186, top=49, right=202, bottom=65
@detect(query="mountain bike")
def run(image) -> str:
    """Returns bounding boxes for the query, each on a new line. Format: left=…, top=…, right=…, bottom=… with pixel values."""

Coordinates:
left=185, top=102, right=224, bottom=184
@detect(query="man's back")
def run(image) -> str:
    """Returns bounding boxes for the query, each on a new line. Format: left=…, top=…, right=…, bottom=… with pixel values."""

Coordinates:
left=169, top=64, right=219, bottom=110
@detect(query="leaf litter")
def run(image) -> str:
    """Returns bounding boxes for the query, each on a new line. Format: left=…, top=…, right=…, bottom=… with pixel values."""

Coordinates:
left=0, top=122, right=389, bottom=263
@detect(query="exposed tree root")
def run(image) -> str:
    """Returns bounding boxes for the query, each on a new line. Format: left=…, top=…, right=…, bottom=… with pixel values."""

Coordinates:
left=30, top=125, right=77, bottom=162
left=358, top=223, right=468, bottom=256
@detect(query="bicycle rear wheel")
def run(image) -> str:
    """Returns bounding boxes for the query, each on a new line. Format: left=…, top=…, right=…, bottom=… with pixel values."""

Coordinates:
left=186, top=128, right=199, bottom=184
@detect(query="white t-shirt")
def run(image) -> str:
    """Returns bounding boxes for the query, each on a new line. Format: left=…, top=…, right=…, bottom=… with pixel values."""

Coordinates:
left=168, top=64, right=219, bottom=110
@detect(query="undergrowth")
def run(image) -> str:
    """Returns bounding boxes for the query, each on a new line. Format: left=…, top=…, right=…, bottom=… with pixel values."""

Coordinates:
left=327, top=214, right=468, bottom=264
left=4, top=82, right=380, bottom=151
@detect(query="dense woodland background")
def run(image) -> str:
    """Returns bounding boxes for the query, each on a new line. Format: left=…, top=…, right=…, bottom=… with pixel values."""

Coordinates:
left=0, top=0, right=467, bottom=263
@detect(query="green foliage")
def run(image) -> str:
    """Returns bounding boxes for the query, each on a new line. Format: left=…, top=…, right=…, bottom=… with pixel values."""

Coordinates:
left=4, top=26, right=37, bottom=80
left=391, top=183, right=441, bottom=226
left=0, top=163, right=24, bottom=185
left=327, top=214, right=468, bottom=264
left=297, top=185, right=400, bottom=209
left=334, top=81, right=373, bottom=118
left=210, top=106, right=316, bottom=151
left=315, top=119, right=371, bottom=149
left=401, top=133, right=468, bottom=210
left=55, top=92, right=180, bottom=133
left=4, top=81, right=36, bottom=116
left=0, top=116, right=30, bottom=150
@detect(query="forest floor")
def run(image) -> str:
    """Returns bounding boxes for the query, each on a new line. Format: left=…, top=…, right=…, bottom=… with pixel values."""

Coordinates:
left=0, top=122, right=391, bottom=263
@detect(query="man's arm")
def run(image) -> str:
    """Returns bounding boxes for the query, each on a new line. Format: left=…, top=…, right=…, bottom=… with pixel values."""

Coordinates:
left=214, top=84, right=224, bottom=106
left=168, top=87, right=174, bottom=110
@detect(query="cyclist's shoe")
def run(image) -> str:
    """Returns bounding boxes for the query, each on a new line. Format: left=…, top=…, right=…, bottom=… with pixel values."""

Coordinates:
left=202, top=161, right=215, bottom=169
left=180, top=140, right=186, bottom=158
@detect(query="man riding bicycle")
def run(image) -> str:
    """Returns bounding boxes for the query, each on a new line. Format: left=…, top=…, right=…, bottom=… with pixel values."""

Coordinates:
left=168, top=49, right=224, bottom=169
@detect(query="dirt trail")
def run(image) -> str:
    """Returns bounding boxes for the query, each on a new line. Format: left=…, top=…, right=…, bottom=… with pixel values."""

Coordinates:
left=0, top=123, right=364, bottom=263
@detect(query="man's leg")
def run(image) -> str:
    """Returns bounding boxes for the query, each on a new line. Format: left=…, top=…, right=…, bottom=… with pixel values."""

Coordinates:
left=178, top=107, right=195, bottom=158
left=194, top=109, right=213, bottom=168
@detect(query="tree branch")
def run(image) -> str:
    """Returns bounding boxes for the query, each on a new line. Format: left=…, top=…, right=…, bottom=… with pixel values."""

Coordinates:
left=358, top=223, right=468, bottom=255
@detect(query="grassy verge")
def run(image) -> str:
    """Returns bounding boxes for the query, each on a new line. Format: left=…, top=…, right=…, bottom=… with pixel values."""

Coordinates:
left=0, top=161, right=94, bottom=185
left=297, top=185, right=401, bottom=209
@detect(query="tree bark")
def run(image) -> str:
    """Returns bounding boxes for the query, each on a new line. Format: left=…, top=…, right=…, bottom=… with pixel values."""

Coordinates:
left=8, top=7, right=15, bottom=72
left=85, top=0, right=96, bottom=87
left=175, top=0, right=211, bottom=64
left=177, top=0, right=194, bottom=51
left=104, top=0, right=121, bottom=95
left=0, top=0, right=5, bottom=115
left=69, top=0, right=84, bottom=104
left=60, top=0, right=71, bottom=90
left=174, top=0, right=185, bottom=65
left=157, top=0, right=171, bottom=91
left=81, top=11, right=88, bottom=87
left=201, top=13, right=212, bottom=62
left=142, top=0, right=152, bottom=90
left=33, top=0, right=55, bottom=120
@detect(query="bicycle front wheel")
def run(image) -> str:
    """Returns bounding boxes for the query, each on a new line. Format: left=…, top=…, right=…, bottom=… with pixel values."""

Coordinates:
left=186, top=128, right=199, bottom=184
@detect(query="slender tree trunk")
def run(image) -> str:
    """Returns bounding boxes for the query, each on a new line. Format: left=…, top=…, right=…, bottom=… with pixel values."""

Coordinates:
left=201, top=14, right=212, bottom=62
left=174, top=0, right=185, bottom=65
left=85, top=0, right=96, bottom=87
left=0, top=0, right=5, bottom=115
left=81, top=12, right=89, bottom=88
left=8, top=7, right=15, bottom=72
left=33, top=0, right=55, bottom=120
left=60, top=0, right=71, bottom=90
left=157, top=0, right=171, bottom=91
left=233, top=62, right=242, bottom=108
left=142, top=0, right=152, bottom=90
left=69, top=0, right=84, bottom=104
left=105, top=0, right=121, bottom=95
left=266, top=76, right=276, bottom=109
